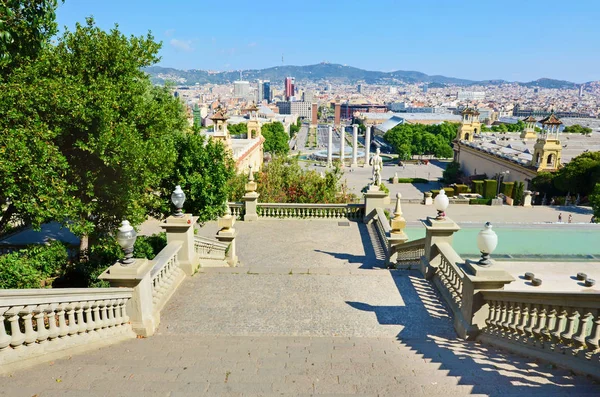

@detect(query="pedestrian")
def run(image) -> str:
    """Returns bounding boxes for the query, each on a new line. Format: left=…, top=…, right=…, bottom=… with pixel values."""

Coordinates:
left=558, top=213, right=562, bottom=223
left=568, top=214, right=572, bottom=223
left=592, top=216, right=596, bottom=223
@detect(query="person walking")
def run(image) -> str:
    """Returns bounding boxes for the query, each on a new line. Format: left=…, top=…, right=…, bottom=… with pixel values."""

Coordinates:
left=568, top=214, right=573, bottom=223
left=558, top=213, right=562, bottom=223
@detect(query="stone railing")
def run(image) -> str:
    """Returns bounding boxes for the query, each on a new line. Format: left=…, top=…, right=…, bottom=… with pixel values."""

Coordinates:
left=373, top=208, right=391, bottom=256
left=227, top=202, right=245, bottom=220
left=0, top=288, right=134, bottom=370
left=256, top=203, right=365, bottom=220
left=392, top=237, right=426, bottom=267
left=149, top=242, right=185, bottom=314
left=194, top=235, right=228, bottom=260
left=431, top=242, right=465, bottom=312
left=479, top=290, right=600, bottom=379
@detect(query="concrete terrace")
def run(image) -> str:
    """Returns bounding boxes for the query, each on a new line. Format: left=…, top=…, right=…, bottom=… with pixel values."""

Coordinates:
left=1, top=220, right=599, bottom=396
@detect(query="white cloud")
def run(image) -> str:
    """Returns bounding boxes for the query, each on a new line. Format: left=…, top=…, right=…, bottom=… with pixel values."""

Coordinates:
left=170, top=39, right=194, bottom=52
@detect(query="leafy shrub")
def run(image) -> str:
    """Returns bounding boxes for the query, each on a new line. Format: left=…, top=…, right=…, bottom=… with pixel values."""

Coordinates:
left=0, top=252, right=44, bottom=289
left=500, top=182, right=514, bottom=198
left=442, top=161, right=463, bottom=184
left=400, top=178, right=428, bottom=184
left=134, top=233, right=167, bottom=260
left=512, top=181, right=524, bottom=205
left=443, top=187, right=456, bottom=197
left=0, top=241, right=69, bottom=289
left=483, top=180, right=497, bottom=199
left=469, top=198, right=492, bottom=205
left=379, top=183, right=390, bottom=194
left=455, top=184, right=469, bottom=194
left=472, top=180, right=484, bottom=196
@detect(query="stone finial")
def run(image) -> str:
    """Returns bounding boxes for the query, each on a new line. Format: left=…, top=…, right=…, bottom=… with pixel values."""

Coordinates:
left=248, top=165, right=254, bottom=182
left=391, top=193, right=407, bottom=235
left=245, top=165, right=258, bottom=193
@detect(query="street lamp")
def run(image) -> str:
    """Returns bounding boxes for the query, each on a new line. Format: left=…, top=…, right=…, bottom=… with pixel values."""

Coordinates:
left=476, top=222, right=498, bottom=266
left=433, top=189, right=449, bottom=220
left=116, top=220, right=137, bottom=265
left=171, top=185, right=186, bottom=217
left=496, top=171, right=510, bottom=198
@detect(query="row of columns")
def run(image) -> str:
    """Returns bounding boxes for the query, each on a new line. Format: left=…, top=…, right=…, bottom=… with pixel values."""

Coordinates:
left=326, top=125, right=372, bottom=168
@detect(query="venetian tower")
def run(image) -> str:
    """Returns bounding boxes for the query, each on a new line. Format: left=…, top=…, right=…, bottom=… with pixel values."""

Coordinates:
left=456, top=108, right=481, bottom=142
left=520, top=115, right=538, bottom=140
left=210, top=108, right=232, bottom=150
left=531, top=113, right=562, bottom=171
left=245, top=103, right=262, bottom=139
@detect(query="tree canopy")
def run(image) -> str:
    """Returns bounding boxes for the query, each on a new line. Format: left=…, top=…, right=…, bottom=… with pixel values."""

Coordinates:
left=563, top=124, right=592, bottom=135
left=228, top=123, right=247, bottom=137
left=384, top=122, right=457, bottom=159
left=480, top=120, right=525, bottom=133
left=261, top=122, right=289, bottom=155
left=531, top=151, right=600, bottom=198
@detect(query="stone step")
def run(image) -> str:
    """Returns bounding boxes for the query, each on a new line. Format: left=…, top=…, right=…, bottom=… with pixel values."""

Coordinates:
left=198, top=258, right=229, bottom=267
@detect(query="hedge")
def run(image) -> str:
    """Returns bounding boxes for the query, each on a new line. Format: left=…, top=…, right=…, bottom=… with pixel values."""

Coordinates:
left=455, top=184, right=469, bottom=194
left=483, top=179, right=497, bottom=199
left=500, top=182, right=514, bottom=198
left=469, top=198, right=492, bottom=205
left=513, top=181, right=524, bottom=205
left=389, top=177, right=429, bottom=184
left=472, top=180, right=484, bottom=196
left=443, top=187, right=456, bottom=197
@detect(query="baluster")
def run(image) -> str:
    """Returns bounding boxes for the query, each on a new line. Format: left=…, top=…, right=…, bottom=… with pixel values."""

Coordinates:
left=561, top=308, right=580, bottom=344
left=57, top=304, right=69, bottom=338
left=66, top=304, right=78, bottom=336
left=115, top=299, right=125, bottom=326
left=6, top=306, right=25, bottom=348
left=491, top=301, right=505, bottom=333
left=46, top=304, right=59, bottom=340
left=20, top=306, right=37, bottom=346
left=573, top=311, right=594, bottom=348
left=106, top=300, right=116, bottom=328
left=34, top=305, right=49, bottom=344
left=509, top=303, right=521, bottom=334
left=552, top=308, right=568, bottom=342
left=524, top=305, right=539, bottom=344
left=0, top=309, right=12, bottom=350
left=532, top=306, right=548, bottom=345
left=485, top=301, right=497, bottom=328
left=76, top=302, right=87, bottom=334
left=92, top=301, right=103, bottom=331
left=99, top=301, right=109, bottom=329
left=541, top=308, right=557, bottom=344
left=516, top=304, right=530, bottom=338
left=585, top=311, right=600, bottom=350
left=85, top=302, right=96, bottom=333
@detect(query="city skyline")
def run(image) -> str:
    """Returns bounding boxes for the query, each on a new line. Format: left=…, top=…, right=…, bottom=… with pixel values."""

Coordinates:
left=56, top=0, right=600, bottom=83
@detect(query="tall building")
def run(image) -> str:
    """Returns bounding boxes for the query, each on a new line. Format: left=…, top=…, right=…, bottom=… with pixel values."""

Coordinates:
left=303, top=90, right=314, bottom=103
left=357, top=84, right=363, bottom=94
left=284, top=77, right=295, bottom=100
left=262, top=81, right=271, bottom=103
left=422, top=84, right=428, bottom=93
left=257, top=80, right=264, bottom=103
left=234, top=81, right=250, bottom=98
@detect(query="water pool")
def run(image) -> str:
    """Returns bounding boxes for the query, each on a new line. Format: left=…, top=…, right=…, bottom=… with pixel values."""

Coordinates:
left=404, top=225, right=600, bottom=260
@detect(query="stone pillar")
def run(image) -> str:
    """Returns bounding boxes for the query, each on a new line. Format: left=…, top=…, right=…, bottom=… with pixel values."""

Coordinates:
left=311, top=103, right=318, bottom=128
left=339, top=126, right=345, bottom=166
left=160, top=214, right=199, bottom=276
left=327, top=125, right=333, bottom=167
left=523, top=190, right=532, bottom=207
left=422, top=216, right=460, bottom=263
left=364, top=125, right=371, bottom=167
left=334, top=102, right=341, bottom=127
left=363, top=185, right=389, bottom=223
left=423, top=191, right=433, bottom=205
left=216, top=209, right=238, bottom=266
left=352, top=124, right=358, bottom=167
left=243, top=166, right=259, bottom=221
left=99, top=259, right=157, bottom=337
left=458, top=262, right=515, bottom=339
left=388, top=193, right=409, bottom=267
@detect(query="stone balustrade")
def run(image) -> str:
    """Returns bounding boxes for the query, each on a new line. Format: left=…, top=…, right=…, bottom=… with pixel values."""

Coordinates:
left=193, top=236, right=228, bottom=260
left=227, top=202, right=245, bottom=220
left=150, top=242, right=185, bottom=314
left=256, top=203, right=365, bottom=219
left=392, top=237, right=426, bottom=267
left=373, top=208, right=391, bottom=257
left=432, top=242, right=465, bottom=311
left=0, top=288, right=134, bottom=370
left=479, top=290, right=600, bottom=378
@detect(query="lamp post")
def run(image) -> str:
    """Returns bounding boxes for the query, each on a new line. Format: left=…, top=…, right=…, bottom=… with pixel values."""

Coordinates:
left=496, top=171, right=509, bottom=198
left=171, top=185, right=186, bottom=217
left=433, top=189, right=449, bottom=220
left=116, top=220, right=137, bottom=265
left=476, top=222, right=498, bottom=266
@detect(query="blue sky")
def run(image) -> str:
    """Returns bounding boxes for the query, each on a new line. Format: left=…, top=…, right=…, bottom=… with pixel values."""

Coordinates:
left=55, top=0, right=600, bottom=83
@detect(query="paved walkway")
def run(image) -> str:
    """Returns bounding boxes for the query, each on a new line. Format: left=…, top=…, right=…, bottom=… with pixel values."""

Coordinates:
left=2, top=221, right=599, bottom=396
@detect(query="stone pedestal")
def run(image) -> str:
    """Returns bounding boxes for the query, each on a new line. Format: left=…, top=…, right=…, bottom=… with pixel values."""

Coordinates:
left=422, top=217, right=460, bottom=262
left=216, top=214, right=238, bottom=266
left=243, top=192, right=259, bottom=221
left=490, top=198, right=503, bottom=206
left=99, top=259, right=157, bottom=337
left=423, top=192, right=433, bottom=205
left=392, top=173, right=399, bottom=184
left=458, top=260, right=515, bottom=339
left=363, top=186, right=389, bottom=223
left=523, top=190, right=532, bottom=207
left=161, top=214, right=199, bottom=276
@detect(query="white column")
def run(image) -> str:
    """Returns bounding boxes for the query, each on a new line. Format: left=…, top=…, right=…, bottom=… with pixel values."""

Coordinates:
left=352, top=124, right=358, bottom=166
left=327, top=126, right=333, bottom=167
left=339, top=126, right=345, bottom=167
left=364, top=125, right=371, bottom=166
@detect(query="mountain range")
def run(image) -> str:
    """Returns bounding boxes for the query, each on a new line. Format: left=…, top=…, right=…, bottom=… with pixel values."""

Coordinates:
left=144, top=63, right=589, bottom=89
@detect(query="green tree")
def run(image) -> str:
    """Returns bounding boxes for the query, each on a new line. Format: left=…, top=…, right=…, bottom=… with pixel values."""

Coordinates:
left=261, top=122, right=289, bottom=155
left=590, top=183, right=600, bottom=221
left=228, top=123, right=248, bottom=137
left=384, top=122, right=458, bottom=159
left=442, top=161, right=463, bottom=184
left=0, top=0, right=63, bottom=75
left=563, top=124, right=592, bottom=135
left=553, top=151, right=600, bottom=195
left=157, top=132, right=235, bottom=223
